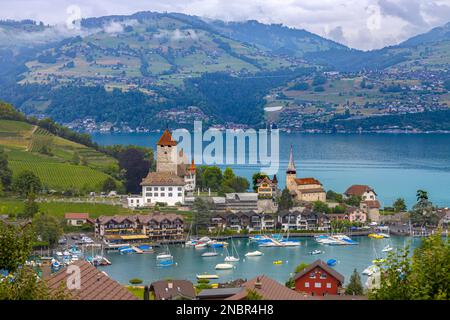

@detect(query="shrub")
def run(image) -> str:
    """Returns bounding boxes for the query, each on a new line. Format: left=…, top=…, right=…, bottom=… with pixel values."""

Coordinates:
left=129, top=278, right=143, bottom=285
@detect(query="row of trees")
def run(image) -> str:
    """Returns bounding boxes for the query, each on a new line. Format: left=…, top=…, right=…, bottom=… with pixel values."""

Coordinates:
left=196, top=166, right=249, bottom=195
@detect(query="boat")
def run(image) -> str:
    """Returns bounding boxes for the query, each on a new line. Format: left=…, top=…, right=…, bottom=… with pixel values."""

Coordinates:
left=156, top=253, right=173, bottom=260
left=224, top=239, right=240, bottom=262
left=195, top=243, right=208, bottom=249
left=382, top=245, right=393, bottom=253
left=310, top=249, right=323, bottom=255
left=55, top=251, right=63, bottom=256
left=196, top=274, right=219, bottom=280
left=368, top=233, right=384, bottom=239
left=215, top=263, right=234, bottom=270
left=245, top=250, right=263, bottom=257
left=119, top=246, right=134, bottom=254
left=273, top=260, right=283, bottom=265
left=372, top=258, right=385, bottom=264
left=137, top=244, right=153, bottom=253
left=201, top=251, right=218, bottom=257
left=362, top=265, right=380, bottom=276
left=157, top=259, right=175, bottom=267
left=378, top=233, right=390, bottom=238
left=327, top=259, right=337, bottom=267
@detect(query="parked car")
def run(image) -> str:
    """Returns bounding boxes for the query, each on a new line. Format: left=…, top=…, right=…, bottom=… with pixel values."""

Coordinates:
left=71, top=235, right=79, bottom=240
left=58, top=237, right=67, bottom=245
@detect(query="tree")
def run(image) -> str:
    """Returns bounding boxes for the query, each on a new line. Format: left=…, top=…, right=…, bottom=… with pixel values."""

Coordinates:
left=0, top=221, right=33, bottom=273
left=416, top=190, right=428, bottom=202
left=118, top=147, right=152, bottom=193
left=252, top=172, right=268, bottom=191
left=19, top=193, right=39, bottom=219
left=346, top=269, right=364, bottom=295
left=245, top=289, right=263, bottom=300
left=410, top=190, right=438, bottom=226
left=393, top=198, right=407, bottom=212
left=285, top=262, right=309, bottom=288
left=313, top=201, right=330, bottom=214
left=12, top=170, right=42, bottom=197
left=223, top=167, right=235, bottom=181
left=102, top=177, right=117, bottom=192
left=326, top=190, right=343, bottom=203
left=278, top=187, right=293, bottom=211
left=192, top=197, right=212, bottom=233
left=370, top=230, right=450, bottom=300
left=344, top=195, right=361, bottom=206
left=202, top=166, right=223, bottom=191
left=0, top=148, right=12, bottom=189
left=32, top=213, right=62, bottom=248
left=226, top=176, right=250, bottom=193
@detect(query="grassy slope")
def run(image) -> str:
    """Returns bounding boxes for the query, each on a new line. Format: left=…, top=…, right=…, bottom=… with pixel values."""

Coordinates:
left=0, top=119, right=121, bottom=191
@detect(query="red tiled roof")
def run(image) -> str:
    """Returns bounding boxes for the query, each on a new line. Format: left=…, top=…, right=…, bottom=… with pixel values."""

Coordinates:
left=46, top=260, right=138, bottom=300
left=226, top=275, right=305, bottom=300
left=157, top=129, right=177, bottom=146
left=65, top=213, right=89, bottom=219
left=345, top=185, right=376, bottom=196
left=293, top=259, right=345, bottom=284
left=295, top=178, right=322, bottom=185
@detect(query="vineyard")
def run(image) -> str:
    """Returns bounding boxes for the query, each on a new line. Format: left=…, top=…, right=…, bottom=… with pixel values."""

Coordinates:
left=0, top=119, right=121, bottom=192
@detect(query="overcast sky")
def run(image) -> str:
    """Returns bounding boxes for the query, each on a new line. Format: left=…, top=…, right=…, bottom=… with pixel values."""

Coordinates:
left=1, top=0, right=450, bottom=50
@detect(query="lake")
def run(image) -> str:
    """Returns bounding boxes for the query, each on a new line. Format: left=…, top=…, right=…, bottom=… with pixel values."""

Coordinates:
left=97, top=236, right=422, bottom=286
left=92, top=132, right=450, bottom=208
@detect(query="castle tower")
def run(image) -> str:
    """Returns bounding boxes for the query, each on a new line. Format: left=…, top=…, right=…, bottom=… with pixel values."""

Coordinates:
left=286, top=145, right=297, bottom=190
left=156, top=129, right=178, bottom=174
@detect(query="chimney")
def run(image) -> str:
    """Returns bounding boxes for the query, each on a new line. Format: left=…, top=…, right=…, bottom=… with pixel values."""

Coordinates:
left=254, top=277, right=262, bottom=289
left=144, top=286, right=150, bottom=301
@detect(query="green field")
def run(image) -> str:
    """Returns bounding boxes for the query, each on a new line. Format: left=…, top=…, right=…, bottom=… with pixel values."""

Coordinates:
left=0, top=120, right=121, bottom=192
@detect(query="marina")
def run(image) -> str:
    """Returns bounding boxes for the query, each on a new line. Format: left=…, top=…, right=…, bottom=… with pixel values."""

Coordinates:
left=97, top=235, right=424, bottom=286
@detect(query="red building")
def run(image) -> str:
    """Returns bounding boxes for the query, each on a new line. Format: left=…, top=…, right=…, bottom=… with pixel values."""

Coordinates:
left=294, top=260, right=345, bottom=296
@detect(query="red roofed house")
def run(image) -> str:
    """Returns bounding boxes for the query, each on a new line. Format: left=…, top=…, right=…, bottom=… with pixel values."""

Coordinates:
left=45, top=260, right=138, bottom=300
left=64, top=213, right=92, bottom=226
left=344, top=185, right=377, bottom=201
left=294, top=260, right=345, bottom=296
left=286, top=146, right=326, bottom=202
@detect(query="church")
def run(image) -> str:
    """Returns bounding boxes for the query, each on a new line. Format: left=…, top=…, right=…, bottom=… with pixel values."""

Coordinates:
left=286, top=146, right=326, bottom=202
left=127, top=129, right=196, bottom=207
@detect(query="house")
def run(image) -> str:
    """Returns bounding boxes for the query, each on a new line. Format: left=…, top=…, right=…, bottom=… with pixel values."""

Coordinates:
left=347, top=207, right=367, bottom=223
left=345, top=185, right=377, bottom=201
left=45, top=260, right=138, bottom=300
left=128, top=129, right=196, bottom=207
left=64, top=213, right=93, bottom=226
left=256, top=175, right=279, bottom=199
left=286, top=146, right=326, bottom=202
left=226, top=275, right=305, bottom=300
left=95, top=214, right=184, bottom=242
left=211, top=193, right=259, bottom=212
left=279, top=210, right=330, bottom=231
left=209, top=211, right=273, bottom=232
left=149, top=280, right=196, bottom=300
left=360, top=200, right=381, bottom=222
left=197, top=288, right=244, bottom=300
left=293, top=259, right=345, bottom=296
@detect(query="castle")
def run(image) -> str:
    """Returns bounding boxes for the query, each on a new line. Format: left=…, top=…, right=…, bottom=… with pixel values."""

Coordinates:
left=286, top=146, right=326, bottom=202
left=127, top=129, right=196, bottom=207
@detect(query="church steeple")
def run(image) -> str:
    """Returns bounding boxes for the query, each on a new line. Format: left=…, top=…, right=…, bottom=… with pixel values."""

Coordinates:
left=286, top=145, right=296, bottom=174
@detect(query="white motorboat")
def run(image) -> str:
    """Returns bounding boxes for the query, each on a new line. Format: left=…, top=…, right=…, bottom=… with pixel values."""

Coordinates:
left=196, top=274, right=219, bottom=280
left=379, top=233, right=390, bottom=238
left=201, top=251, right=218, bottom=257
left=224, top=256, right=239, bottom=262
left=281, top=240, right=301, bottom=247
left=215, top=263, right=234, bottom=270
left=382, top=245, right=393, bottom=252
left=310, top=249, right=323, bottom=255
left=156, top=253, right=173, bottom=260
left=195, top=243, right=208, bottom=249
left=245, top=250, right=263, bottom=257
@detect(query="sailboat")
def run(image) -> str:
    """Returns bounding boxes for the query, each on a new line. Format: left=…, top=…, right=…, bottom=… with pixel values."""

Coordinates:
left=224, top=238, right=240, bottom=262
left=245, top=250, right=263, bottom=257
left=156, top=245, right=173, bottom=260
left=280, top=215, right=301, bottom=247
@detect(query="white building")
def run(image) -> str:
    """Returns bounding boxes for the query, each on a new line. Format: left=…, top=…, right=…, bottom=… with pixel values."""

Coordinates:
left=127, top=129, right=196, bottom=207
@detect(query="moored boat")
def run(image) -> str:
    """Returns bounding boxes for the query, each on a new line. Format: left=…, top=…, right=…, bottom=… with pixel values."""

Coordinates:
left=196, top=274, right=219, bottom=280
left=245, top=250, right=263, bottom=257
left=215, top=263, right=234, bottom=270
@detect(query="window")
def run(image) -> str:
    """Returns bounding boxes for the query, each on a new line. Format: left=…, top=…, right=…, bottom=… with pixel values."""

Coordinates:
left=154, top=193, right=158, bottom=197
left=161, top=193, right=165, bottom=197
left=178, top=187, right=182, bottom=191
left=314, top=282, right=322, bottom=288
left=161, top=187, right=165, bottom=191
left=309, top=272, right=315, bottom=279
left=320, top=273, right=327, bottom=279
left=169, top=187, right=173, bottom=191
left=147, top=187, right=152, bottom=191
left=326, top=283, right=331, bottom=289
left=154, top=187, right=158, bottom=191
left=146, top=193, right=152, bottom=197
left=304, top=282, right=310, bottom=288
left=169, top=193, right=173, bottom=197
left=130, top=200, right=133, bottom=203
left=178, top=193, right=182, bottom=197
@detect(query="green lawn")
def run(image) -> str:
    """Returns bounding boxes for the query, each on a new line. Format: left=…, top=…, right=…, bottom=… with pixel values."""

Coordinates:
left=126, top=286, right=145, bottom=300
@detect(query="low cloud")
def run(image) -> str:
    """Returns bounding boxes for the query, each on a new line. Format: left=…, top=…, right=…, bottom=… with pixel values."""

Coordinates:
left=0, top=0, right=449, bottom=50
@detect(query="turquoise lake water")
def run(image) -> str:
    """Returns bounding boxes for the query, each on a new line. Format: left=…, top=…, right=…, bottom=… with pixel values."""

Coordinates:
left=98, top=236, right=423, bottom=286
left=92, top=132, right=450, bottom=208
